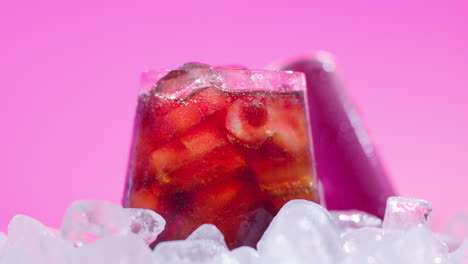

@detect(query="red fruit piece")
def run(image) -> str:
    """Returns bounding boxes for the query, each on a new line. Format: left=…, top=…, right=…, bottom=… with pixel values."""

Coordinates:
left=225, top=96, right=272, bottom=147
left=137, top=93, right=184, bottom=144
left=192, top=87, right=231, bottom=116
left=149, top=122, right=245, bottom=192
left=175, top=87, right=230, bottom=137
left=266, top=93, right=310, bottom=153
left=139, top=86, right=229, bottom=147
left=180, top=124, right=227, bottom=157
left=243, top=102, right=269, bottom=127
left=225, top=92, right=311, bottom=153
left=156, top=179, right=244, bottom=242
left=148, top=139, right=190, bottom=185
left=124, top=94, right=168, bottom=190
left=251, top=159, right=319, bottom=211
left=157, top=178, right=269, bottom=249
left=165, top=145, right=246, bottom=192
left=166, top=87, right=230, bottom=136
left=148, top=122, right=227, bottom=179
left=127, top=186, right=162, bottom=212
left=215, top=184, right=272, bottom=248
left=148, top=121, right=225, bottom=173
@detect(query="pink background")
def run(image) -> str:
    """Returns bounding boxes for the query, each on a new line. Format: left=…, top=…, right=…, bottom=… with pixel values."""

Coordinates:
left=0, top=0, right=467, bottom=232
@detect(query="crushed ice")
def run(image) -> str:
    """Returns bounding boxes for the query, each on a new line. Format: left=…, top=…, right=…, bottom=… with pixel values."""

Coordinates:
left=0, top=197, right=466, bottom=264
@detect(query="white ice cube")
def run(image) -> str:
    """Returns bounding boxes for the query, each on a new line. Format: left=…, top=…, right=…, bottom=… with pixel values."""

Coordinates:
left=331, top=210, right=382, bottom=232
left=341, top=227, right=384, bottom=255
left=257, top=199, right=343, bottom=264
left=343, top=225, right=451, bottom=264
left=0, top=232, right=7, bottom=258
left=61, top=200, right=165, bottom=245
left=381, top=225, right=450, bottom=264
left=1, top=215, right=70, bottom=264
left=449, top=240, right=467, bottom=264
left=61, top=200, right=127, bottom=245
left=229, top=246, right=259, bottom=264
left=0, top=197, right=466, bottom=264
left=153, top=239, right=232, bottom=264
left=187, top=224, right=227, bottom=248
left=382, top=196, right=433, bottom=231
left=155, top=63, right=222, bottom=99
left=71, top=233, right=153, bottom=264
left=125, top=208, right=166, bottom=244
left=7, top=215, right=59, bottom=244
left=216, top=68, right=254, bottom=92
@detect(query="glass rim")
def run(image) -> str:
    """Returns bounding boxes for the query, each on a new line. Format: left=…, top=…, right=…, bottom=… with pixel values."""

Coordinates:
left=142, top=68, right=304, bottom=74
left=140, top=68, right=307, bottom=95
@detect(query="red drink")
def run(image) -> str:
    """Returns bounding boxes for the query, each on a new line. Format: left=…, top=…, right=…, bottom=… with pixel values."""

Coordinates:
left=123, top=64, right=320, bottom=248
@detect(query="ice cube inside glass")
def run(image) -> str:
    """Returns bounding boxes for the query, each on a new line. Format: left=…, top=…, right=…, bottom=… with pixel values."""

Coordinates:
left=123, top=63, right=320, bottom=249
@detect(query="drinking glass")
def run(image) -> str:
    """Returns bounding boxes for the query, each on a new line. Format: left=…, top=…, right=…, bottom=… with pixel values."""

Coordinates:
left=122, top=64, right=320, bottom=248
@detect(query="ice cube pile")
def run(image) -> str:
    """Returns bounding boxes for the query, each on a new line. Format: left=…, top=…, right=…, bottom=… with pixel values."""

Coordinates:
left=0, top=197, right=466, bottom=264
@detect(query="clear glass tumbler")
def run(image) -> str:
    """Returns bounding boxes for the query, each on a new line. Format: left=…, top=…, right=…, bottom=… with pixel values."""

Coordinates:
left=122, top=63, right=320, bottom=248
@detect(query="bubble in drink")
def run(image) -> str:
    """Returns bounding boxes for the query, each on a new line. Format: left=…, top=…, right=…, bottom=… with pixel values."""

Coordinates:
left=123, top=63, right=320, bottom=249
